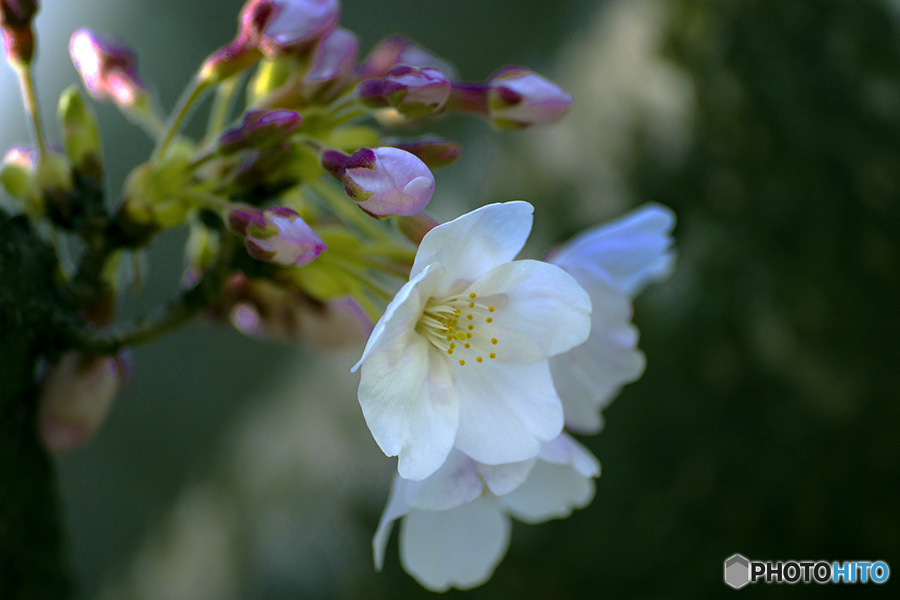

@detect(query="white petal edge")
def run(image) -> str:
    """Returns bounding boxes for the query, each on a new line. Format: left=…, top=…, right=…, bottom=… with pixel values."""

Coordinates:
left=400, top=499, right=511, bottom=592
left=550, top=277, right=645, bottom=433
left=358, top=339, right=458, bottom=481
left=373, top=473, right=412, bottom=571
left=499, top=458, right=598, bottom=524
left=352, top=262, right=443, bottom=372
left=537, top=433, right=601, bottom=478
left=411, top=201, right=534, bottom=297
left=477, top=456, right=537, bottom=496
left=549, top=203, right=676, bottom=298
left=402, top=449, right=485, bottom=511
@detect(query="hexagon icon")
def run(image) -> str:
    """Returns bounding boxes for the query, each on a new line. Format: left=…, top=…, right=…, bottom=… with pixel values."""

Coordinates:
left=724, top=554, right=750, bottom=589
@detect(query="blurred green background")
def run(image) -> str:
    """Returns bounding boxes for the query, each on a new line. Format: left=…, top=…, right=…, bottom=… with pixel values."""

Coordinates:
left=2, top=0, right=899, bottom=597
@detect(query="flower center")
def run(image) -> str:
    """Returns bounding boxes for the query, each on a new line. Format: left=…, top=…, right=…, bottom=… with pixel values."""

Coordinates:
left=416, top=291, right=499, bottom=366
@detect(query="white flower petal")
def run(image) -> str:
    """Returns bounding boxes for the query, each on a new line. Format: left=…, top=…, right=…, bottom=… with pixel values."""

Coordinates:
left=411, top=202, right=534, bottom=296
left=358, top=338, right=458, bottom=481
left=352, top=263, right=442, bottom=371
left=373, top=473, right=412, bottom=571
left=550, top=277, right=645, bottom=433
left=400, top=499, right=511, bottom=592
left=452, top=360, right=563, bottom=465
left=499, top=459, right=597, bottom=524
left=549, top=203, right=676, bottom=297
left=470, top=259, right=591, bottom=360
left=402, top=449, right=485, bottom=511
left=477, top=457, right=537, bottom=496
left=537, top=433, right=601, bottom=478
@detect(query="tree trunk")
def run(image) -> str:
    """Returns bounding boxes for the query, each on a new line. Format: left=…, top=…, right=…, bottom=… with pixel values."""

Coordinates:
left=0, top=210, right=73, bottom=598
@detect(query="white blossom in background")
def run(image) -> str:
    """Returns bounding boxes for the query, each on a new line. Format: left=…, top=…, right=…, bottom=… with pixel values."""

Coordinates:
left=352, top=202, right=591, bottom=480
left=373, top=434, right=599, bottom=591
left=548, top=203, right=676, bottom=432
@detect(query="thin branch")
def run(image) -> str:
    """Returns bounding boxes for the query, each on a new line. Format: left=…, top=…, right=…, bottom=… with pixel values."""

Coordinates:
left=67, top=235, right=236, bottom=354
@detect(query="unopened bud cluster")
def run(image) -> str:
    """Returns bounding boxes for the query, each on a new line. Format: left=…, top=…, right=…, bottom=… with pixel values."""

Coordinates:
left=0, top=0, right=586, bottom=555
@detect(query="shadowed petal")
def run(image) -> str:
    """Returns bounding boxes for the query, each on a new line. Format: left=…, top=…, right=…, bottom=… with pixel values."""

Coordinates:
left=400, top=499, right=511, bottom=592
left=452, top=360, right=562, bottom=465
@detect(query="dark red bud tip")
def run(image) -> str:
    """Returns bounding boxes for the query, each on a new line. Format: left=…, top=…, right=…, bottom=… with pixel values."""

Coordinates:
left=357, top=79, right=390, bottom=107
left=228, top=206, right=263, bottom=235
left=344, top=147, right=377, bottom=170
left=218, top=108, right=302, bottom=153
left=0, top=0, right=38, bottom=28
left=321, top=149, right=350, bottom=179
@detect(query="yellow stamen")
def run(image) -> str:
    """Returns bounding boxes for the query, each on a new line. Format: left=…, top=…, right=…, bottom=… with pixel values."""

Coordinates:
left=416, top=292, right=501, bottom=366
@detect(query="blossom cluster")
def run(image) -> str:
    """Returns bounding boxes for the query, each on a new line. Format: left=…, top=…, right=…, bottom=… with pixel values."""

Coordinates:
left=357, top=201, right=675, bottom=589
left=0, top=0, right=676, bottom=591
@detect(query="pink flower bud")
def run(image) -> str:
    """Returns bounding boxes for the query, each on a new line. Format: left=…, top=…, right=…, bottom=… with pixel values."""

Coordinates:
left=241, top=0, right=340, bottom=56
left=218, top=109, right=302, bottom=153
left=69, top=29, right=147, bottom=108
left=358, top=35, right=458, bottom=80
left=212, top=274, right=371, bottom=345
left=342, top=147, right=435, bottom=218
left=358, top=65, right=451, bottom=119
left=385, top=135, right=460, bottom=169
left=38, top=351, right=131, bottom=453
left=229, top=205, right=326, bottom=266
left=487, top=66, right=573, bottom=129
left=303, top=26, right=358, bottom=101
left=1, top=0, right=38, bottom=64
left=201, top=0, right=340, bottom=83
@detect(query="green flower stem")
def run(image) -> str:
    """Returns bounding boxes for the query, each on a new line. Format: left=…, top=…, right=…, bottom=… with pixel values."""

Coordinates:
left=126, top=96, right=167, bottom=140
left=360, top=241, right=417, bottom=263
left=203, top=76, right=241, bottom=147
left=151, top=76, right=211, bottom=164
left=323, top=107, right=369, bottom=130
left=15, top=63, right=47, bottom=161
left=69, top=235, right=235, bottom=354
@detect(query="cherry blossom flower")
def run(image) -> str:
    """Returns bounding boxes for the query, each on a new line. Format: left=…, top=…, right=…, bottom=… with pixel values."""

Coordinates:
left=487, top=66, right=573, bottom=129
left=352, top=202, right=591, bottom=480
left=548, top=204, right=676, bottom=432
left=373, top=434, right=599, bottom=591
